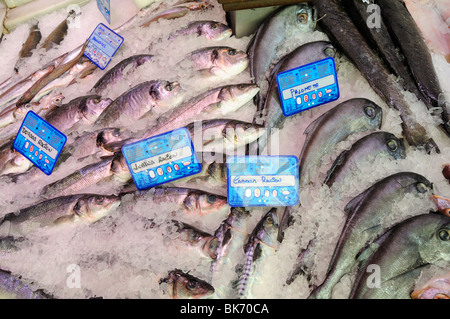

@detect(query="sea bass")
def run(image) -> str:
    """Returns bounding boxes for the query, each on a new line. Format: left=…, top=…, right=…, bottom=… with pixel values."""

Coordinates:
left=168, top=20, right=232, bottom=41
left=159, top=269, right=215, bottom=299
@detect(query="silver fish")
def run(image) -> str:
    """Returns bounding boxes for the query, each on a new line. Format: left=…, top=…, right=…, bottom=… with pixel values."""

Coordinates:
left=159, top=269, right=215, bottom=299
left=169, top=20, right=232, bottom=41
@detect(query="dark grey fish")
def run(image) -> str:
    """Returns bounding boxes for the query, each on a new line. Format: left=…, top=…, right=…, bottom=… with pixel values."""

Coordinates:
left=309, top=172, right=433, bottom=299
left=0, top=270, right=52, bottom=299
left=324, top=132, right=406, bottom=187
left=91, top=54, right=154, bottom=95
left=313, top=0, right=439, bottom=152
left=18, top=23, right=42, bottom=59
left=350, top=214, right=450, bottom=299
left=41, top=10, right=76, bottom=51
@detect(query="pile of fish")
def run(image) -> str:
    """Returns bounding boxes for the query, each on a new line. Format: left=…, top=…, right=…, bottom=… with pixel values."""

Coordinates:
left=0, top=0, right=449, bottom=299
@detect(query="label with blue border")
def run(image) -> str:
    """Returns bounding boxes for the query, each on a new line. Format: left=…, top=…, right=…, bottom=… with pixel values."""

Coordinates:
left=227, top=155, right=299, bottom=207
left=84, top=23, right=123, bottom=70
left=97, top=0, right=111, bottom=24
left=276, top=57, right=339, bottom=117
left=13, top=111, right=67, bottom=175
left=121, top=128, right=202, bottom=190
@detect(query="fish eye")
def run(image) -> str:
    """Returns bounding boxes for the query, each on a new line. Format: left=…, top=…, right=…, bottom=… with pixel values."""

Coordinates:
left=53, top=96, right=63, bottom=104
left=438, top=229, right=450, bottom=241
left=165, top=83, right=174, bottom=91
left=25, top=103, right=32, bottom=109
left=210, top=22, right=218, bottom=29
left=324, top=47, right=335, bottom=57
left=112, top=129, right=121, bottom=137
left=238, top=84, right=246, bottom=89
left=364, top=106, right=376, bottom=119
left=387, top=139, right=398, bottom=151
left=297, top=12, right=308, bottom=24
left=266, top=216, right=274, bottom=224
left=415, top=182, right=428, bottom=193
left=186, top=280, right=198, bottom=290
left=93, top=98, right=101, bottom=104
left=95, top=196, right=104, bottom=204
left=207, top=195, right=217, bottom=203
left=227, top=49, right=238, bottom=56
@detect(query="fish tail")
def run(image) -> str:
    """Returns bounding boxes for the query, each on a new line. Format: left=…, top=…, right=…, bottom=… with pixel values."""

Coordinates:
left=237, top=245, right=254, bottom=298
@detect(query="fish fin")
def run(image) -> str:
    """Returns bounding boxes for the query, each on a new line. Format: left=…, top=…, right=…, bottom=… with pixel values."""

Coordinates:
left=343, top=189, right=370, bottom=216
left=324, top=149, right=349, bottom=186
left=53, top=214, right=76, bottom=225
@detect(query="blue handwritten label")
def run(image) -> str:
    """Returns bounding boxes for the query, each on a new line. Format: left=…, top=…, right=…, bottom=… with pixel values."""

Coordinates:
left=277, top=57, right=339, bottom=117
left=97, top=0, right=111, bottom=24
left=13, top=111, right=67, bottom=175
left=227, top=156, right=299, bottom=207
left=121, top=128, right=202, bottom=190
left=84, top=23, right=123, bottom=70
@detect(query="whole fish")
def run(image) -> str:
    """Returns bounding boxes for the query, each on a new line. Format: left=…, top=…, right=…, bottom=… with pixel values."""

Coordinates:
left=159, top=269, right=215, bottom=299
left=247, top=3, right=317, bottom=99
left=169, top=21, right=232, bottom=41
left=433, top=195, right=450, bottom=217
left=299, top=98, right=383, bottom=189
left=185, top=46, right=249, bottom=79
left=0, top=146, right=32, bottom=177
left=91, top=54, right=154, bottom=95
left=137, top=186, right=228, bottom=216
left=376, top=0, right=450, bottom=136
left=45, top=95, right=112, bottom=133
left=140, top=83, right=259, bottom=139
left=313, top=0, right=439, bottom=151
left=0, top=270, right=52, bottom=299
left=324, top=132, right=406, bottom=187
left=237, top=208, right=279, bottom=299
left=412, top=270, right=450, bottom=299
left=0, top=194, right=121, bottom=239
left=309, top=172, right=433, bottom=299
left=40, top=10, right=76, bottom=51
left=185, top=119, right=266, bottom=153
left=94, top=80, right=185, bottom=128
left=17, top=22, right=42, bottom=59
left=350, top=214, right=450, bottom=299
left=250, top=41, right=338, bottom=155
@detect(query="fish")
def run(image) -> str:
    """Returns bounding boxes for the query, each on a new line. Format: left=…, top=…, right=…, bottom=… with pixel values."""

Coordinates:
left=309, top=172, right=433, bottom=299
left=247, top=3, right=317, bottom=105
left=0, top=270, right=52, bottom=299
left=324, top=132, right=406, bottom=187
left=159, top=269, right=215, bottom=299
left=137, top=186, right=228, bottom=216
left=94, top=80, right=185, bottom=128
left=0, top=149, right=32, bottom=177
left=350, top=214, right=450, bottom=299
left=250, top=41, right=338, bottom=155
left=185, top=119, right=266, bottom=153
left=169, top=20, right=232, bottom=41
left=164, top=219, right=219, bottom=259
left=40, top=10, right=76, bottom=51
left=313, top=0, right=439, bottom=151
left=411, top=270, right=450, bottom=299
left=91, top=54, right=154, bottom=95
left=140, top=83, right=259, bottom=140
left=433, top=195, right=450, bottom=217
left=185, top=46, right=249, bottom=79
left=237, top=208, right=279, bottom=299
left=375, top=0, right=450, bottom=137
left=444, top=164, right=450, bottom=182
left=0, top=194, right=121, bottom=239
left=17, top=22, right=42, bottom=59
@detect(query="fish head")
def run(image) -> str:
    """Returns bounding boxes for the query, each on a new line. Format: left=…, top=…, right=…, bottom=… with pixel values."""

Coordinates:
left=228, top=207, right=251, bottom=232
left=200, top=21, right=232, bottom=41
left=162, top=269, right=215, bottom=299
left=110, top=153, right=131, bottom=182
left=383, top=133, right=406, bottom=160
left=216, top=83, right=260, bottom=115
left=96, top=128, right=129, bottom=147
left=206, top=160, right=227, bottom=184
left=202, top=236, right=219, bottom=260
left=1, top=153, right=32, bottom=176
left=136, top=55, right=153, bottom=66
left=418, top=215, right=450, bottom=264
left=74, top=194, right=121, bottom=222
left=292, top=3, right=318, bottom=31
left=194, top=192, right=228, bottom=215
left=82, top=96, right=113, bottom=122
left=257, top=208, right=280, bottom=248
left=214, top=47, right=249, bottom=77
left=354, top=99, right=383, bottom=130
left=222, top=121, right=266, bottom=149
left=151, top=80, right=186, bottom=108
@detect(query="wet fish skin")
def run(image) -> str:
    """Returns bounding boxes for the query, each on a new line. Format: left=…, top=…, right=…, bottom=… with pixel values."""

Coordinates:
left=0, top=269, right=52, bottom=299
left=411, top=270, right=450, bottom=299
left=94, top=80, right=185, bottom=128
left=169, top=20, right=232, bottom=41
left=160, top=269, right=215, bottom=299
left=141, top=2, right=212, bottom=28
left=18, top=23, right=42, bottom=59
left=433, top=195, right=450, bottom=217
left=350, top=214, right=450, bottom=299
left=176, top=152, right=227, bottom=188
left=309, top=172, right=433, bottom=299
left=109, top=152, right=131, bottom=183
left=0, top=194, right=121, bottom=239
left=91, top=54, right=154, bottom=95
left=313, top=0, right=439, bottom=151
left=41, top=10, right=77, bottom=51
left=324, top=132, right=406, bottom=187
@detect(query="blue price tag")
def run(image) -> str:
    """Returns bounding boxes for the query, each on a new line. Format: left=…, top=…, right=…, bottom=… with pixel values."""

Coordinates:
left=84, top=23, right=123, bottom=70
left=122, top=128, right=202, bottom=190
left=276, top=57, right=339, bottom=117
left=97, top=0, right=111, bottom=24
left=13, top=111, right=67, bottom=175
left=227, top=156, right=299, bottom=207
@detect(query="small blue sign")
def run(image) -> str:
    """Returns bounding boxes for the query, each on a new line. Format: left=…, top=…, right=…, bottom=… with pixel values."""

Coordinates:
left=227, top=156, right=299, bottom=207
left=276, top=57, right=339, bottom=117
left=84, top=23, right=123, bottom=70
left=121, top=128, right=202, bottom=190
left=13, top=111, right=67, bottom=175
left=97, top=0, right=111, bottom=24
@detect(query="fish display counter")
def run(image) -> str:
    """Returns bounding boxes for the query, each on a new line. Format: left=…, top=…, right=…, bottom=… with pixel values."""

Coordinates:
left=0, top=0, right=449, bottom=300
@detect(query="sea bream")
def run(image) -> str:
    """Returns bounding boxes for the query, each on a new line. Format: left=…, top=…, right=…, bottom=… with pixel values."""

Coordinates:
left=94, top=80, right=185, bottom=128
left=411, top=270, right=450, bottom=299
left=168, top=20, right=232, bottom=41
left=309, top=172, right=434, bottom=299
left=159, top=269, right=215, bottom=299
left=350, top=214, right=450, bottom=299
